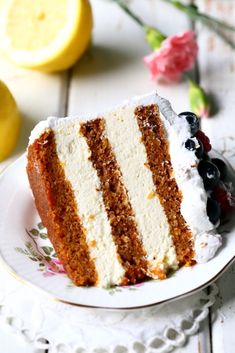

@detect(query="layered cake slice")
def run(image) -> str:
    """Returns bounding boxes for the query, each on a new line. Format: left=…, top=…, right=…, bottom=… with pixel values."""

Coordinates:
left=27, top=93, right=223, bottom=287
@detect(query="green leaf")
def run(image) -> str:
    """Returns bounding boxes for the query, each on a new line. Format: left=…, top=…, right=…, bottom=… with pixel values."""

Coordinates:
left=26, top=241, right=34, bottom=251
left=189, top=80, right=210, bottom=118
left=29, top=229, right=39, bottom=236
left=108, top=290, right=115, bottom=296
left=37, top=222, right=45, bottom=230
left=29, top=256, right=38, bottom=262
left=44, top=256, right=51, bottom=261
left=66, top=281, right=75, bottom=289
left=39, top=233, right=48, bottom=239
left=51, top=252, right=57, bottom=258
left=41, top=246, right=53, bottom=255
left=115, top=288, right=122, bottom=292
left=15, top=247, right=26, bottom=254
left=144, top=25, right=165, bottom=50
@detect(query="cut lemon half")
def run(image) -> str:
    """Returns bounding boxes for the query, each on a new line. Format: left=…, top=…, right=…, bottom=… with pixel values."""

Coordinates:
left=0, top=0, right=93, bottom=72
left=0, top=80, right=21, bottom=161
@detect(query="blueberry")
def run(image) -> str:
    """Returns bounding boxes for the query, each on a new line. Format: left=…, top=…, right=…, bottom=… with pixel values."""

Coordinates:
left=198, top=160, right=220, bottom=190
left=195, top=140, right=204, bottom=159
left=201, top=153, right=210, bottom=161
left=211, top=158, right=227, bottom=181
left=185, top=139, right=196, bottom=151
left=207, top=197, right=221, bottom=225
left=185, top=138, right=204, bottom=159
left=179, top=111, right=200, bottom=135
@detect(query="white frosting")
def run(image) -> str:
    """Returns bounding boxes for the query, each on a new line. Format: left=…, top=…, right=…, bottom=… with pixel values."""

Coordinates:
left=29, top=119, right=50, bottom=145
left=194, top=233, right=222, bottom=263
left=104, top=105, right=178, bottom=277
left=52, top=122, right=125, bottom=287
left=154, top=95, right=221, bottom=263
left=29, top=116, right=81, bottom=145
left=28, top=92, right=168, bottom=146
left=28, top=92, right=222, bottom=273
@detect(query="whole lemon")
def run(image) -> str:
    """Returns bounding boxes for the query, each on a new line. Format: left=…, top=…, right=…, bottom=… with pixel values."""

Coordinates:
left=0, top=80, right=21, bottom=161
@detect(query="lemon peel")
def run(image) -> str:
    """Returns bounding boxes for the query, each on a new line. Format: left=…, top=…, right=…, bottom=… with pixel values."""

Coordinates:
left=0, top=80, right=21, bottom=161
left=0, top=0, right=92, bottom=72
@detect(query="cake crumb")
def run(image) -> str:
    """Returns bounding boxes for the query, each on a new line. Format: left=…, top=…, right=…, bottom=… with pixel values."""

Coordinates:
left=144, top=162, right=150, bottom=170
left=88, top=214, right=95, bottom=221
left=147, top=191, right=156, bottom=200
left=37, top=139, right=48, bottom=146
left=90, top=240, right=97, bottom=247
left=151, top=265, right=167, bottom=280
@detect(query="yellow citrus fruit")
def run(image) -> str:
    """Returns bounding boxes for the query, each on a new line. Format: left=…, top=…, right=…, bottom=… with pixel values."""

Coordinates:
left=0, top=0, right=92, bottom=72
left=0, top=80, right=21, bottom=161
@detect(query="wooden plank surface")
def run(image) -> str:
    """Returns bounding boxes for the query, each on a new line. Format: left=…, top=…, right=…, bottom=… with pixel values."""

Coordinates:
left=0, top=58, right=66, bottom=173
left=196, top=1, right=235, bottom=353
left=196, top=0, right=235, bottom=165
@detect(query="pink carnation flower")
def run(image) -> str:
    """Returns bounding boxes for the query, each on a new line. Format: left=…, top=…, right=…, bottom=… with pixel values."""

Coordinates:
left=144, top=30, right=198, bottom=81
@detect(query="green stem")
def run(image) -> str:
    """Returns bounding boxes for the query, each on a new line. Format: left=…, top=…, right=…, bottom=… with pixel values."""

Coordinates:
left=164, top=0, right=235, bottom=32
left=162, top=0, right=235, bottom=49
left=110, top=0, right=145, bottom=27
left=197, top=13, right=235, bottom=33
left=110, top=0, right=166, bottom=49
left=207, top=24, right=235, bottom=50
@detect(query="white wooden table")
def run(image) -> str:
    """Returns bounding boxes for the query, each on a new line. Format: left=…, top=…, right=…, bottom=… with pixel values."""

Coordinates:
left=0, top=1, right=235, bottom=352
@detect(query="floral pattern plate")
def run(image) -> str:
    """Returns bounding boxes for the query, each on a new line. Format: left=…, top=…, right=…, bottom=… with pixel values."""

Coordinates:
left=0, top=154, right=235, bottom=310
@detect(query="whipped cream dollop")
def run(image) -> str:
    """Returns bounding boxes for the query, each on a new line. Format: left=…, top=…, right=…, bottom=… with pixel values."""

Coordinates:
left=194, top=233, right=222, bottom=263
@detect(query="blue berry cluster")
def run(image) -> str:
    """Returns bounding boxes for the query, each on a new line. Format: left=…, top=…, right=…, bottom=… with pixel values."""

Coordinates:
left=179, top=112, right=227, bottom=225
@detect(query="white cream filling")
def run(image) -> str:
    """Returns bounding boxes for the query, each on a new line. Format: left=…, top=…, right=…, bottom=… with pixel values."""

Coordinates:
left=104, top=105, right=178, bottom=276
left=52, top=122, right=125, bottom=287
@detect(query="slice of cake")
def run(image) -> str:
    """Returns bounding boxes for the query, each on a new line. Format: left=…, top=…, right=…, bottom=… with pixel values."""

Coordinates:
left=27, top=93, right=222, bottom=287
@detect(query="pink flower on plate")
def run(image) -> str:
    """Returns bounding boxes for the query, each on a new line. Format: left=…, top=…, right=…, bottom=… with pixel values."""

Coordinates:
left=43, top=258, right=66, bottom=277
left=144, top=30, right=198, bottom=81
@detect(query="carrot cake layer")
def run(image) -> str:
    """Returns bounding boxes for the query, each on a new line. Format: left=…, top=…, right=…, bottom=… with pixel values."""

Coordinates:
left=101, top=104, right=178, bottom=279
left=80, top=118, right=148, bottom=284
left=27, top=130, right=98, bottom=286
left=135, top=104, right=194, bottom=265
left=39, top=123, right=126, bottom=287
left=27, top=92, right=222, bottom=287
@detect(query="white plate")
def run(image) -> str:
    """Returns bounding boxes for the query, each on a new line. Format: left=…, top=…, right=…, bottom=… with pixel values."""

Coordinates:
left=0, top=154, right=234, bottom=310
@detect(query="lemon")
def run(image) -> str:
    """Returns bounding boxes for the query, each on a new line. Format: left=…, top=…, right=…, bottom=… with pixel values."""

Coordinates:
left=0, top=0, right=92, bottom=72
left=0, top=80, right=21, bottom=162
